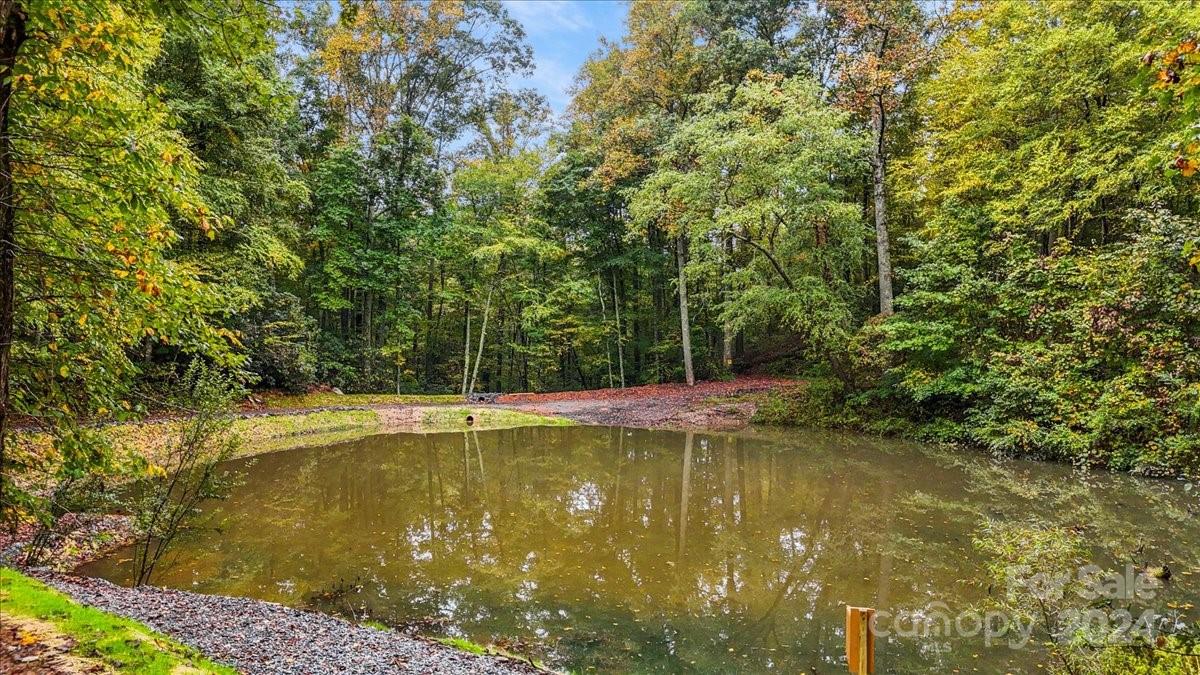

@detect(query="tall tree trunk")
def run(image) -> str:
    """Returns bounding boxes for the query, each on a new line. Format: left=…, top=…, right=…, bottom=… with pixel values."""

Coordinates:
left=364, top=291, right=373, bottom=381
left=871, top=96, right=894, bottom=316
left=0, top=2, right=25, bottom=483
left=597, top=274, right=613, bottom=387
left=421, top=272, right=434, bottom=387
left=675, top=234, right=695, bottom=386
left=612, top=271, right=625, bottom=388
left=460, top=303, right=471, bottom=396
left=467, top=285, right=493, bottom=397
left=722, top=236, right=734, bottom=370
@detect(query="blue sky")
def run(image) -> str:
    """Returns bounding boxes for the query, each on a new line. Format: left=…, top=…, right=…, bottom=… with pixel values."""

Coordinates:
left=502, top=1, right=629, bottom=116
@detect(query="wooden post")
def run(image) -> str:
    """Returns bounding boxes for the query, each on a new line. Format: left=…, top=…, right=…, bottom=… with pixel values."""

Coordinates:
left=846, top=606, right=875, bottom=674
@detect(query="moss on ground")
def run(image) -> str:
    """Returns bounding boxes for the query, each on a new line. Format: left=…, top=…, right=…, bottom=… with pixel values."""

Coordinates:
left=0, top=567, right=237, bottom=674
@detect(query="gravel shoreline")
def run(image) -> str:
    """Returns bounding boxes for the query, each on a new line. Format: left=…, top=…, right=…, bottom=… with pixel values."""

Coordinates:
left=27, top=571, right=543, bottom=675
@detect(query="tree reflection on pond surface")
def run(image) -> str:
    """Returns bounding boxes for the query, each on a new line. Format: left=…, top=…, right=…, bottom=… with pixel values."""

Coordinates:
left=82, top=426, right=1199, bottom=673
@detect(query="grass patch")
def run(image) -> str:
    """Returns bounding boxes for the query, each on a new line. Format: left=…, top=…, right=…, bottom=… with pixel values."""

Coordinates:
left=12, top=405, right=571, bottom=483
left=437, top=636, right=488, bottom=655
left=231, top=410, right=382, bottom=454
left=259, top=392, right=462, bottom=409
left=435, top=635, right=553, bottom=671
left=95, top=409, right=384, bottom=462
left=419, top=406, right=574, bottom=432
left=0, top=567, right=236, bottom=674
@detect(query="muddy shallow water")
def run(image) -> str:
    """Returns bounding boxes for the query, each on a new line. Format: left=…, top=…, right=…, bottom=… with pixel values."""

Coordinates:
left=82, top=426, right=1199, bottom=673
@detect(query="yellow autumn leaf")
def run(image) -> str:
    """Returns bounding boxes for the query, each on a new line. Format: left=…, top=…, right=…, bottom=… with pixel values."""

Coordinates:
left=59, top=365, right=68, bottom=378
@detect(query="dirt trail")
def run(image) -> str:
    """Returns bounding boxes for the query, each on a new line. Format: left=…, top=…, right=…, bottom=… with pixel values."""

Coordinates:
left=0, top=615, right=111, bottom=674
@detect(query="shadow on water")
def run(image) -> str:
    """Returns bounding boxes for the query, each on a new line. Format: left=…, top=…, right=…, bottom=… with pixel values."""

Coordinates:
left=81, top=425, right=1200, bottom=673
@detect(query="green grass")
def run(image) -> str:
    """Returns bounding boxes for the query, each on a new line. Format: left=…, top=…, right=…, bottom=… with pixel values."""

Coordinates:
left=435, top=635, right=553, bottom=671
left=420, top=406, right=575, bottom=431
left=0, top=566, right=237, bottom=673
left=231, top=409, right=382, bottom=454
left=14, top=405, right=573, bottom=481
left=259, top=392, right=462, bottom=409
left=437, top=636, right=489, bottom=655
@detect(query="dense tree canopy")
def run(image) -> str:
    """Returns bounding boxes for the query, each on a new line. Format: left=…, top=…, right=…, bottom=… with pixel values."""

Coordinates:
left=3, top=0, right=1199, bottom=529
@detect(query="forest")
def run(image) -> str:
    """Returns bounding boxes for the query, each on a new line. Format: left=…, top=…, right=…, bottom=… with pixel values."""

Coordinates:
left=1, top=0, right=1199, bottom=523
left=0, top=2, right=1198, bottom=673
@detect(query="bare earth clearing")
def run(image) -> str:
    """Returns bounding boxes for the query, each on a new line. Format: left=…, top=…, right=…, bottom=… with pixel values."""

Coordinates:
left=496, top=375, right=793, bottom=429
left=239, top=375, right=794, bottom=432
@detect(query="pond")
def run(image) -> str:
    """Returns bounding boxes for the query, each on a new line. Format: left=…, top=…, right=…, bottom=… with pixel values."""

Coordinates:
left=82, top=426, right=1199, bottom=673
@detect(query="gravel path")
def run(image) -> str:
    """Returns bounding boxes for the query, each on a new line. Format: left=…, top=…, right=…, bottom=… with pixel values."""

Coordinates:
left=30, top=572, right=542, bottom=675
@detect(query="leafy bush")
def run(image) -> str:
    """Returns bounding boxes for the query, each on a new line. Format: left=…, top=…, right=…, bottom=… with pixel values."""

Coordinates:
left=238, top=291, right=318, bottom=392
left=879, top=210, right=1200, bottom=477
left=127, top=362, right=243, bottom=585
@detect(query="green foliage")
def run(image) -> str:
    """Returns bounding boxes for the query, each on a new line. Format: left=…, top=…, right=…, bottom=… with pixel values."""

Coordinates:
left=1095, top=633, right=1200, bottom=674
left=436, top=636, right=488, bottom=655
left=869, top=1, right=1200, bottom=476
left=2, top=1, right=267, bottom=528
left=127, top=362, right=243, bottom=585
left=6, top=0, right=1200, bottom=507
left=630, top=73, right=868, bottom=361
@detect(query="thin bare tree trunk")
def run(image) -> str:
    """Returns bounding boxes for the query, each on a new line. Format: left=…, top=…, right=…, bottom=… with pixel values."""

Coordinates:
left=0, top=2, right=25, bottom=483
left=871, top=96, right=893, bottom=316
left=597, top=274, right=613, bottom=387
left=676, top=234, right=695, bottom=386
left=612, top=271, right=625, bottom=388
left=722, top=235, right=734, bottom=369
left=467, top=285, right=493, bottom=397
left=460, top=303, right=471, bottom=396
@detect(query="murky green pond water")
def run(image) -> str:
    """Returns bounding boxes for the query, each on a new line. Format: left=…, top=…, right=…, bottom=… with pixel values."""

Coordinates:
left=83, top=426, right=1199, bottom=673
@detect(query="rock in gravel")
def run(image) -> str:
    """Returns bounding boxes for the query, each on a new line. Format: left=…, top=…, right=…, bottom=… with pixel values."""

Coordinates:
left=30, top=572, right=541, bottom=675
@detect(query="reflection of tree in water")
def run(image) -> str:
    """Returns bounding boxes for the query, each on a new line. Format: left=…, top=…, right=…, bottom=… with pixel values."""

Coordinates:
left=80, top=426, right=1200, bottom=674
